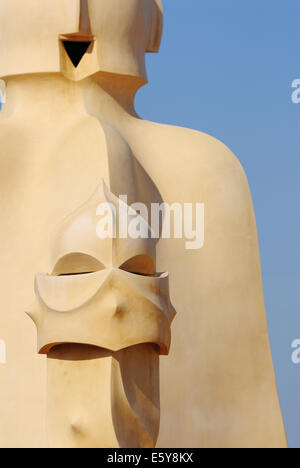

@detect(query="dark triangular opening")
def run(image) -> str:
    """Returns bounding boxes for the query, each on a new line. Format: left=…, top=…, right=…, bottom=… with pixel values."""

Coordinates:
left=63, top=40, right=92, bottom=68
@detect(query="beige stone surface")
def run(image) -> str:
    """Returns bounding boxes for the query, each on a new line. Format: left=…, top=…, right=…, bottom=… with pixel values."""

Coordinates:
left=47, top=344, right=160, bottom=448
left=0, top=0, right=287, bottom=448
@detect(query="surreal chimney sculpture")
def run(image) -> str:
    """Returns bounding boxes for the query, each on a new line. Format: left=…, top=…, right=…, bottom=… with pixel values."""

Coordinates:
left=0, top=0, right=287, bottom=448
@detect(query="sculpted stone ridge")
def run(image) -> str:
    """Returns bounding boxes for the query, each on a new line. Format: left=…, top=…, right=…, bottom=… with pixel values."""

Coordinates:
left=30, top=268, right=174, bottom=355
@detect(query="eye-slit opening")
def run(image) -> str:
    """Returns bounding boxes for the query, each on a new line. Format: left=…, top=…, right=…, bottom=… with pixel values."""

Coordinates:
left=52, top=253, right=104, bottom=277
left=120, top=255, right=156, bottom=277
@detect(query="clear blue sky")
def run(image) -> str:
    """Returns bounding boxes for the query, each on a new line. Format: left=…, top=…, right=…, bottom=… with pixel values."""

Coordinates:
left=136, top=0, right=300, bottom=448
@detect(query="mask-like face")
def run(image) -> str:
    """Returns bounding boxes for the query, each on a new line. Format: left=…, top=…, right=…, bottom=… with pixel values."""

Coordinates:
left=27, top=181, right=175, bottom=356
left=0, top=0, right=163, bottom=81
